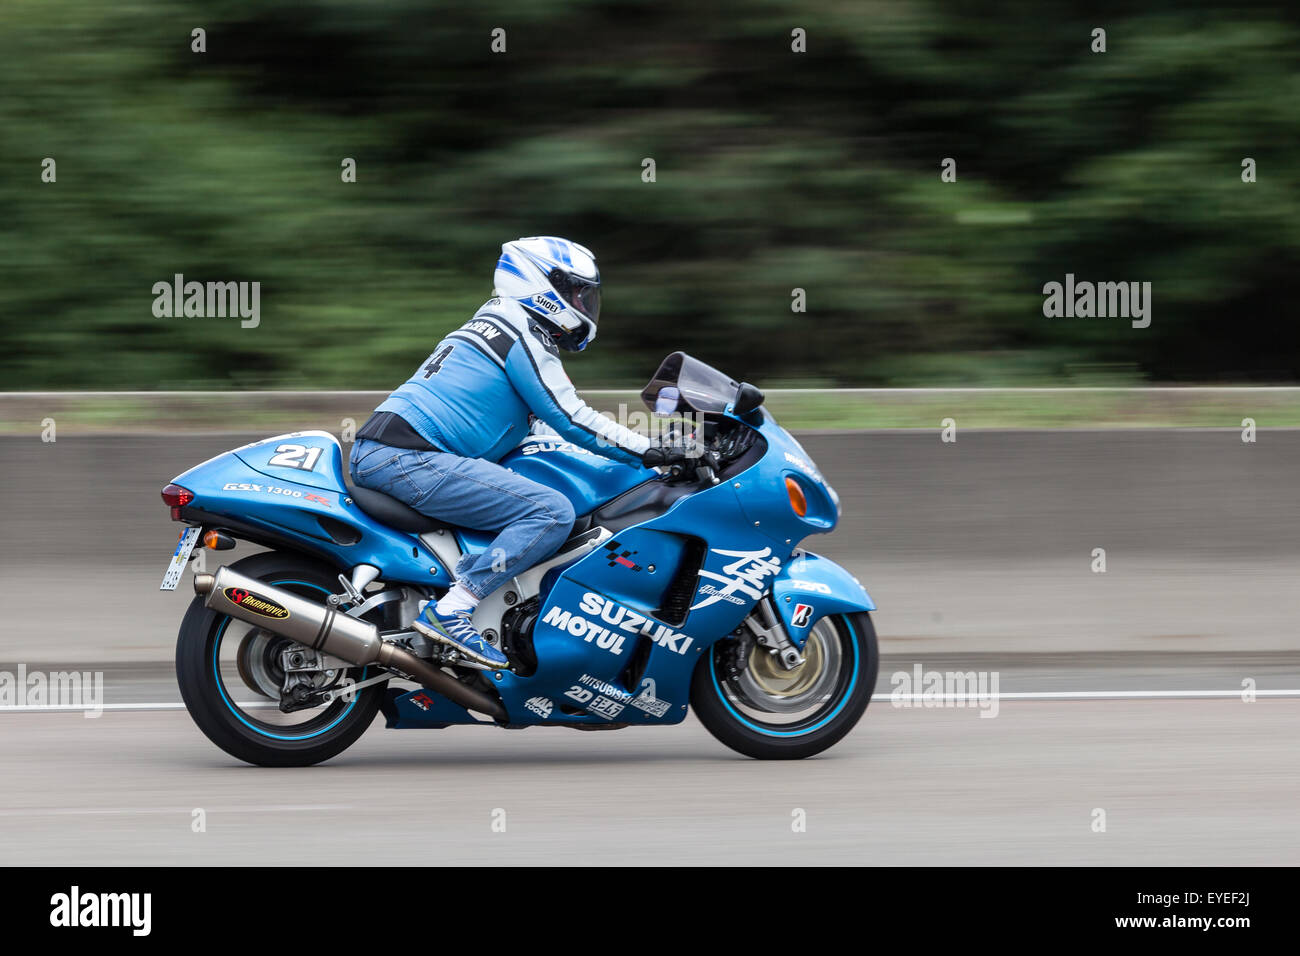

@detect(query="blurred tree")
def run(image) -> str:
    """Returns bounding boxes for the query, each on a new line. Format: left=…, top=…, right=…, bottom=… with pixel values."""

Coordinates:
left=1, top=0, right=1297, bottom=389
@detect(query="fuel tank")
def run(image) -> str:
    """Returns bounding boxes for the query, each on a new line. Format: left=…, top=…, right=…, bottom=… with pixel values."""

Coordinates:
left=499, top=435, right=650, bottom=517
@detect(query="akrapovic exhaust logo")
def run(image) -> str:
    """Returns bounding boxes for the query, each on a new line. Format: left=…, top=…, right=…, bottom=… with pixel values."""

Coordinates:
left=222, top=587, right=290, bottom=620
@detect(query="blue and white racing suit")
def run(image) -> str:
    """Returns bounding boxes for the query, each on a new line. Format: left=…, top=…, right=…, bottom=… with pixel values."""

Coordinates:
left=349, top=297, right=651, bottom=598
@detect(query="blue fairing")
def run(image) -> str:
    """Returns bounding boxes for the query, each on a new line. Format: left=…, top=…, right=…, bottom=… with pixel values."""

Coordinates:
left=482, top=406, right=862, bottom=728
left=172, top=431, right=452, bottom=585
left=500, top=435, right=650, bottom=516
left=452, top=435, right=650, bottom=556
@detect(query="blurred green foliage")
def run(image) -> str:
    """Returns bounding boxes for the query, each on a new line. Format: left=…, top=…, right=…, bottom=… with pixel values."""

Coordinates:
left=2, top=0, right=1297, bottom=390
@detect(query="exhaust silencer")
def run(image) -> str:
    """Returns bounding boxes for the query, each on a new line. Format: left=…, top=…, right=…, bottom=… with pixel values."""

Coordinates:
left=194, top=566, right=506, bottom=720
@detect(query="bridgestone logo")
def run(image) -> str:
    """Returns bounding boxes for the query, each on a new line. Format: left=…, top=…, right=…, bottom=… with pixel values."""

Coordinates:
left=223, top=587, right=291, bottom=620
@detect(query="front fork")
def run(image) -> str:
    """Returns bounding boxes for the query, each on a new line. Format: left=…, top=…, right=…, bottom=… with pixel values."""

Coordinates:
left=744, top=597, right=805, bottom=670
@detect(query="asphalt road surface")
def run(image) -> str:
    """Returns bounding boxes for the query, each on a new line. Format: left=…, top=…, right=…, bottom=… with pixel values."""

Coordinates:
left=0, top=694, right=1296, bottom=865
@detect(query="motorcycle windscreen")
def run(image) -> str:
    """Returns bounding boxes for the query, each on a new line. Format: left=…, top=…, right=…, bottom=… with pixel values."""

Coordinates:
left=640, top=352, right=740, bottom=415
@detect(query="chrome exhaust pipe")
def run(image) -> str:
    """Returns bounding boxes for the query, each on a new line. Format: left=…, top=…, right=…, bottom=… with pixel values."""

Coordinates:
left=194, top=566, right=507, bottom=720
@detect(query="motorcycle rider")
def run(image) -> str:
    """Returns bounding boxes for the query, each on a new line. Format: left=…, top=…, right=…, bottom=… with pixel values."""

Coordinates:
left=350, top=237, right=688, bottom=668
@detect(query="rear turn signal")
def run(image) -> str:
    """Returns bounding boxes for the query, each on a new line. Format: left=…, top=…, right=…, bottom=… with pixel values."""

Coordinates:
left=203, top=529, right=235, bottom=551
left=785, top=476, right=808, bottom=517
left=161, top=483, right=194, bottom=521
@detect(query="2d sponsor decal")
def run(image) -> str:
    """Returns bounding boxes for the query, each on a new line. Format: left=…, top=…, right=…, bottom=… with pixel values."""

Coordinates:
left=602, top=539, right=642, bottom=571
left=691, top=547, right=783, bottom=610
left=791, top=603, right=814, bottom=627
left=541, top=593, right=695, bottom=656
left=524, top=696, right=553, bottom=719
left=564, top=684, right=595, bottom=704
left=222, top=482, right=331, bottom=506
left=223, top=587, right=291, bottom=620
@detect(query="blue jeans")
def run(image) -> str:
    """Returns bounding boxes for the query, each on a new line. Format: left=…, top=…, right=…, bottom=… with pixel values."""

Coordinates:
left=349, top=437, right=576, bottom=599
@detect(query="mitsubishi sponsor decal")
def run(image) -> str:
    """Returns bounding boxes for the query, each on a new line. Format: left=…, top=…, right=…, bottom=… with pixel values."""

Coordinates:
left=541, top=593, right=695, bottom=656
left=565, top=674, right=672, bottom=720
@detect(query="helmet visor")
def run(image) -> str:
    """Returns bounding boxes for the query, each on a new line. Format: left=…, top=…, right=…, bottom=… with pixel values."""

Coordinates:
left=550, top=268, right=601, bottom=325
left=572, top=279, right=601, bottom=324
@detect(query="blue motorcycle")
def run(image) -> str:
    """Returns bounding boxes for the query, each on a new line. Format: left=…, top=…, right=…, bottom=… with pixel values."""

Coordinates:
left=161, top=353, right=878, bottom=765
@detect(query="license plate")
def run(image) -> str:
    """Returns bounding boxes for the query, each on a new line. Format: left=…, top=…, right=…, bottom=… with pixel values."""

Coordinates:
left=160, top=526, right=202, bottom=591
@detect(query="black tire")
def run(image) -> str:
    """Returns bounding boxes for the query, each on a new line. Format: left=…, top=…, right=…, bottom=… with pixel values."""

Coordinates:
left=690, top=611, right=878, bottom=759
left=176, top=551, right=386, bottom=767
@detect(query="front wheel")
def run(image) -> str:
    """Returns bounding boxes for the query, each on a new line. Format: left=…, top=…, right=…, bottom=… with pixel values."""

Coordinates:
left=690, top=611, right=878, bottom=759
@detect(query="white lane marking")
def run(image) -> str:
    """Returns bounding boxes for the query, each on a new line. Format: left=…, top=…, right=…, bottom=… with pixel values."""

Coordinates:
left=0, top=805, right=353, bottom=817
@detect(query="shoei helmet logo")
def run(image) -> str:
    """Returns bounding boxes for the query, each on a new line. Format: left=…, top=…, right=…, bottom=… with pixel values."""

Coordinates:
left=223, top=587, right=291, bottom=620
left=531, top=293, right=561, bottom=314
left=791, top=603, right=814, bottom=627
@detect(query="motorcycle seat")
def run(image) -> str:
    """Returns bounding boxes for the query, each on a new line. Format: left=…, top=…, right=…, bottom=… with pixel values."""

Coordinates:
left=348, top=484, right=455, bottom=535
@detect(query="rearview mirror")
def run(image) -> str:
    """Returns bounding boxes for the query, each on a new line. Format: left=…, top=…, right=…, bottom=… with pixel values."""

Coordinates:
left=733, top=382, right=764, bottom=415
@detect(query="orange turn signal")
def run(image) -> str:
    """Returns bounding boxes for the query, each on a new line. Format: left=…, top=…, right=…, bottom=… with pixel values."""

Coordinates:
left=202, top=530, right=235, bottom=551
left=785, top=476, right=808, bottom=517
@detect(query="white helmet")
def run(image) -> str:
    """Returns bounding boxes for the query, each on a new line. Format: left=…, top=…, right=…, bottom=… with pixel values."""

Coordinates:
left=493, top=236, right=601, bottom=351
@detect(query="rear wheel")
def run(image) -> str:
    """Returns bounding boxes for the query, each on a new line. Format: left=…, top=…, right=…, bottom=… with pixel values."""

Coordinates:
left=690, top=611, right=877, bottom=759
left=176, top=551, right=387, bottom=766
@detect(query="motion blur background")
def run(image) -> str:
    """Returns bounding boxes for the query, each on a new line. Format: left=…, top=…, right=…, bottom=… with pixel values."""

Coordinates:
left=2, top=0, right=1297, bottom=391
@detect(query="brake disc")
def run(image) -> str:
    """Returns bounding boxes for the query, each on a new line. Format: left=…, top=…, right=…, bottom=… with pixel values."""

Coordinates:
left=235, top=629, right=287, bottom=699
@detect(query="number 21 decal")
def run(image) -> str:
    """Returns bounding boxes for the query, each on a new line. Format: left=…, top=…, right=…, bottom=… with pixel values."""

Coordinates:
left=268, top=444, right=323, bottom=471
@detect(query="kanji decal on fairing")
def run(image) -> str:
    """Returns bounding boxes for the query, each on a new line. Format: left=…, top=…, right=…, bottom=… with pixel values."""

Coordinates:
left=691, top=547, right=782, bottom=609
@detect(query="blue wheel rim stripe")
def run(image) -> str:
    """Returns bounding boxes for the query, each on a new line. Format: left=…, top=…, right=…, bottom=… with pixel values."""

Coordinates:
left=710, top=617, right=859, bottom=738
left=212, top=579, right=364, bottom=741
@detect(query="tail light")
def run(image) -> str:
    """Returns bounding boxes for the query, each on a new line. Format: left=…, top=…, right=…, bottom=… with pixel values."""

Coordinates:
left=161, top=483, right=194, bottom=521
